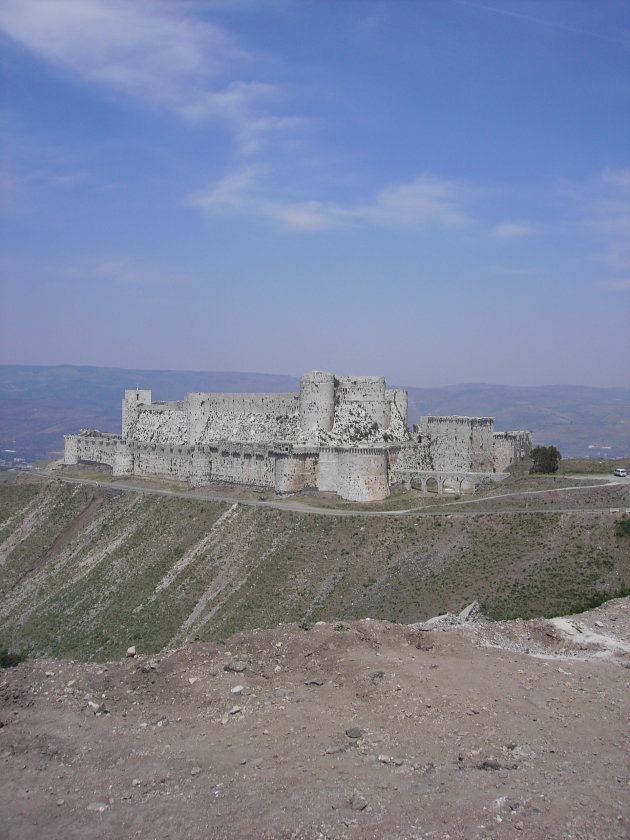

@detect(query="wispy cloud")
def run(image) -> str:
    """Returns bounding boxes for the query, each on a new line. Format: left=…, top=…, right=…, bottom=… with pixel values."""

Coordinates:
left=60, top=256, right=190, bottom=289
left=561, top=168, right=630, bottom=275
left=605, top=278, right=630, bottom=291
left=491, top=222, right=534, bottom=239
left=188, top=170, right=473, bottom=232
left=0, top=0, right=294, bottom=153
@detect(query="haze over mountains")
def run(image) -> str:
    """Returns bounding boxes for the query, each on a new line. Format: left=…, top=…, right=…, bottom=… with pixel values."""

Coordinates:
left=1, top=365, right=628, bottom=463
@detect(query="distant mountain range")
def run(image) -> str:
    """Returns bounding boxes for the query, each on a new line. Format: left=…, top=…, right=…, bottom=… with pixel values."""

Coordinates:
left=1, top=365, right=628, bottom=462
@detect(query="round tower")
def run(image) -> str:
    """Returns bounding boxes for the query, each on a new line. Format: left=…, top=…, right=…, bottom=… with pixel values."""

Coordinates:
left=299, top=371, right=335, bottom=438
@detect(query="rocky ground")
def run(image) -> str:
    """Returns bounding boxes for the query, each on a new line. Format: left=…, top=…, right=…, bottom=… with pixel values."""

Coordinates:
left=1, top=599, right=629, bottom=840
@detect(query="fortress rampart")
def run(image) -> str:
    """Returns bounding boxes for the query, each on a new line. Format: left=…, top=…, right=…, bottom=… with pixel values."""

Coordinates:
left=64, top=372, right=532, bottom=502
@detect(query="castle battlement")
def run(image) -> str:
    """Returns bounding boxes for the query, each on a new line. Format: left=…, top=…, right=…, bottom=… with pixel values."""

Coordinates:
left=64, top=372, right=532, bottom=501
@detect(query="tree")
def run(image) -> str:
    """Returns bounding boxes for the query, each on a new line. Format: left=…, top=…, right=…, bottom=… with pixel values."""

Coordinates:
left=530, top=445, right=562, bottom=474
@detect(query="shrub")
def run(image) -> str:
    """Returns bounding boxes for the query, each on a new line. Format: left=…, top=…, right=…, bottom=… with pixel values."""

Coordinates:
left=530, top=445, right=562, bottom=474
left=615, top=516, right=630, bottom=538
left=0, top=648, right=27, bottom=668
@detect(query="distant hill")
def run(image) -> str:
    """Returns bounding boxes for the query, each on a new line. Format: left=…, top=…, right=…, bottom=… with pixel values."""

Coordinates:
left=1, top=365, right=628, bottom=462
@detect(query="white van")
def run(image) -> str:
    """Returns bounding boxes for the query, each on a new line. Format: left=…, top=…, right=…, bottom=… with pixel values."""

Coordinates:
left=614, top=467, right=627, bottom=477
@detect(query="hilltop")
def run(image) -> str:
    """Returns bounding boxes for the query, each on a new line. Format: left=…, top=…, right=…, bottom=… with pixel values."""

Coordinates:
left=1, top=600, right=628, bottom=839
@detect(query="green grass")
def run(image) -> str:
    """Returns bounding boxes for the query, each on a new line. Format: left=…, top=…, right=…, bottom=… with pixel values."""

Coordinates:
left=559, top=458, right=630, bottom=475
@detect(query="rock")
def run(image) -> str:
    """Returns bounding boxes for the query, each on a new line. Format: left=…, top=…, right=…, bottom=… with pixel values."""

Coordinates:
left=478, top=760, right=501, bottom=771
left=231, top=685, right=244, bottom=695
left=304, top=678, right=324, bottom=686
left=345, top=727, right=364, bottom=739
left=459, top=601, right=483, bottom=623
left=190, top=766, right=201, bottom=776
left=224, top=661, right=246, bottom=673
left=351, top=794, right=368, bottom=811
left=126, top=646, right=136, bottom=658
left=594, top=621, right=604, bottom=628
left=87, top=802, right=108, bottom=812
left=228, top=705, right=241, bottom=715
left=326, top=745, right=346, bottom=755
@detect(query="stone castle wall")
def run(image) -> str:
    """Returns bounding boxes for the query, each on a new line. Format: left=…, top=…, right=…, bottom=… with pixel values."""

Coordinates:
left=418, top=416, right=494, bottom=473
left=188, top=392, right=299, bottom=445
left=337, top=376, right=389, bottom=428
left=64, top=372, right=532, bottom=502
left=316, top=446, right=390, bottom=502
left=299, top=371, right=335, bottom=439
left=493, top=430, right=534, bottom=472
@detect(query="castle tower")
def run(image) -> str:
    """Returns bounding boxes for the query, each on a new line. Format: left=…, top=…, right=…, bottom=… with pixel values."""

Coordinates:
left=122, top=389, right=151, bottom=441
left=299, top=371, right=335, bottom=439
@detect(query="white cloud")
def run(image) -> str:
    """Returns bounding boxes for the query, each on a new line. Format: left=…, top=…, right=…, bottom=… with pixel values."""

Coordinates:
left=188, top=170, right=472, bottom=232
left=0, top=0, right=293, bottom=153
left=491, top=222, right=534, bottom=239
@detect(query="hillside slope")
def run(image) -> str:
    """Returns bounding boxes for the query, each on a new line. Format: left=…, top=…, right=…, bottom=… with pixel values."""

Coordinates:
left=1, top=474, right=629, bottom=661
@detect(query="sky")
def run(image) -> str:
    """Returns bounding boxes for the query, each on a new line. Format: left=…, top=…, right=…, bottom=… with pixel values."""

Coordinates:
left=0, top=0, right=629, bottom=388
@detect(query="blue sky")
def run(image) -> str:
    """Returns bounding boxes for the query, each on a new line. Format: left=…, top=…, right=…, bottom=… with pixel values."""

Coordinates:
left=1, top=0, right=629, bottom=387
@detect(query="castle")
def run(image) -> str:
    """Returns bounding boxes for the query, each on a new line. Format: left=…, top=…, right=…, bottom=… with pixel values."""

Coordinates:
left=64, top=372, right=532, bottom=502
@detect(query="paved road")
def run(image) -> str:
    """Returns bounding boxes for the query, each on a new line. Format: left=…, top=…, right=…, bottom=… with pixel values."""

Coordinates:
left=30, top=468, right=629, bottom=519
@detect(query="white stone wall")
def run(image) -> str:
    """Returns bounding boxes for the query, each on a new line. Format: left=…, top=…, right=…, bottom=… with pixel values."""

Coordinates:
left=131, top=407, right=189, bottom=446
left=274, top=453, right=317, bottom=494
left=470, top=419, right=494, bottom=472
left=315, top=446, right=390, bottom=501
left=299, top=372, right=335, bottom=440
left=418, top=416, right=495, bottom=473
left=189, top=392, right=300, bottom=444
left=64, top=432, right=134, bottom=476
left=73, top=433, right=120, bottom=467
left=207, top=444, right=275, bottom=488
left=493, top=430, right=533, bottom=472
left=131, top=442, right=190, bottom=480
left=337, top=376, right=389, bottom=428
left=386, top=389, right=408, bottom=427
left=64, top=435, right=79, bottom=464
left=122, top=389, right=152, bottom=440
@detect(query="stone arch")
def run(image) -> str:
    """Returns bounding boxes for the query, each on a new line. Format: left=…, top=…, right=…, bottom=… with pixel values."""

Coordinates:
left=460, top=477, right=475, bottom=495
left=425, top=476, right=439, bottom=494
left=442, top=476, right=460, bottom=494
left=410, top=474, right=426, bottom=492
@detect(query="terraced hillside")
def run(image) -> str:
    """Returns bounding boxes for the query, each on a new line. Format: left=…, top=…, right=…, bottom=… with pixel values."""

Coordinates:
left=1, top=473, right=629, bottom=661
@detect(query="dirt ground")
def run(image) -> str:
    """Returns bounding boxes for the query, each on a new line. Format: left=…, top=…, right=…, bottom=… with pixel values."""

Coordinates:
left=1, top=600, right=629, bottom=840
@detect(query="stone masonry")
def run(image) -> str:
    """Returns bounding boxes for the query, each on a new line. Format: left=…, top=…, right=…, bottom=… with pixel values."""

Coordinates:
left=64, top=372, right=532, bottom=502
